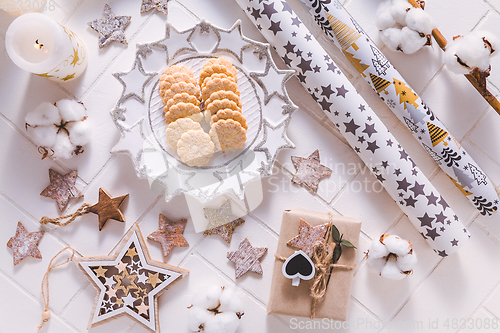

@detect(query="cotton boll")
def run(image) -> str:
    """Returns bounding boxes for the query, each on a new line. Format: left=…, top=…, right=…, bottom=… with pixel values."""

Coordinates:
left=368, top=240, right=389, bottom=259
left=390, top=0, right=411, bottom=26
left=397, top=252, right=418, bottom=272
left=57, top=99, right=86, bottom=122
left=405, top=7, right=435, bottom=34
left=444, top=40, right=471, bottom=74
left=51, top=132, right=74, bottom=159
left=204, top=315, right=226, bottom=333
left=382, top=234, right=411, bottom=256
left=66, top=120, right=91, bottom=146
left=25, top=102, right=61, bottom=126
left=188, top=307, right=213, bottom=331
left=367, top=256, right=386, bottom=275
left=400, top=26, right=427, bottom=54
left=215, top=312, right=240, bottom=333
left=380, top=256, right=405, bottom=280
left=31, top=126, right=57, bottom=148
left=192, top=285, right=222, bottom=309
left=380, top=28, right=402, bottom=52
left=457, top=32, right=494, bottom=71
left=480, top=31, right=499, bottom=56
left=219, top=287, right=244, bottom=313
left=376, top=1, right=397, bottom=31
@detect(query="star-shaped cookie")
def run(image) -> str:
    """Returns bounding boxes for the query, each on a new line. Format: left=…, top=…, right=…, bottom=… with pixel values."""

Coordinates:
left=203, top=201, right=245, bottom=243
left=227, top=238, right=267, bottom=278
left=291, top=149, right=332, bottom=193
left=88, top=4, right=131, bottom=48
left=75, top=223, right=188, bottom=331
left=147, top=214, right=189, bottom=257
left=40, top=169, right=83, bottom=211
left=88, top=188, right=128, bottom=231
left=7, top=222, right=44, bottom=265
left=140, top=0, right=169, bottom=14
left=287, top=219, right=328, bottom=257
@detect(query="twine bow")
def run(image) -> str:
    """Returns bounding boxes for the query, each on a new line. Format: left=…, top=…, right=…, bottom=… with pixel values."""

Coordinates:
left=309, top=239, right=354, bottom=319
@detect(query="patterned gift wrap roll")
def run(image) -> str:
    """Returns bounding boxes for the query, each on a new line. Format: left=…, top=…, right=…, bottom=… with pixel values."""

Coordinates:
left=300, top=0, right=499, bottom=216
left=235, top=0, right=470, bottom=256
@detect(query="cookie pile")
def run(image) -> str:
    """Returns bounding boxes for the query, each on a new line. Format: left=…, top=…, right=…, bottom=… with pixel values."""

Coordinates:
left=160, top=58, right=248, bottom=167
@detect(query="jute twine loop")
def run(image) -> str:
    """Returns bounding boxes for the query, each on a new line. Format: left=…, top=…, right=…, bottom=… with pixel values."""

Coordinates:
left=37, top=247, right=75, bottom=330
left=39, top=203, right=91, bottom=227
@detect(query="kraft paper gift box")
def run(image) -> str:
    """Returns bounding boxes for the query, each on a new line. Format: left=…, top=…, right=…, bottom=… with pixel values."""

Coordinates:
left=267, top=208, right=361, bottom=320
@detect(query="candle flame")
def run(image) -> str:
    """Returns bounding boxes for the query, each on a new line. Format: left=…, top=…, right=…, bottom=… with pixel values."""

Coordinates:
left=34, top=39, right=43, bottom=50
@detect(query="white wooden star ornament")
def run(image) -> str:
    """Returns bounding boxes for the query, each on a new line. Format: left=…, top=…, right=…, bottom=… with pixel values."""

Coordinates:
left=74, top=223, right=188, bottom=331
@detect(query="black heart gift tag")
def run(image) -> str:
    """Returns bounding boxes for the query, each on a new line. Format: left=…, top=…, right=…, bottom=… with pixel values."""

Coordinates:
left=282, top=250, right=315, bottom=286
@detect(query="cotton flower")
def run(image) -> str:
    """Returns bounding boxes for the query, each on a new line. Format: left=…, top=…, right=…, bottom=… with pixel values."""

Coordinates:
left=366, top=234, right=417, bottom=280
left=188, top=284, right=244, bottom=332
left=25, top=99, right=90, bottom=160
left=445, top=31, right=499, bottom=74
left=376, top=0, right=434, bottom=54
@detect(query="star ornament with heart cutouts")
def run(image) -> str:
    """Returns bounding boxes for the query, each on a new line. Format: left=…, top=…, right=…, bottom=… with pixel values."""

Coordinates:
left=74, top=223, right=188, bottom=332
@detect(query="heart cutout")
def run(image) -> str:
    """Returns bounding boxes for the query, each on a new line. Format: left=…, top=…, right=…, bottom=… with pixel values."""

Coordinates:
left=282, top=250, right=315, bottom=286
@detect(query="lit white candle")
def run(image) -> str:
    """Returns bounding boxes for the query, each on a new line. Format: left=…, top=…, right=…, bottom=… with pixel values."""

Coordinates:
left=5, top=13, right=87, bottom=82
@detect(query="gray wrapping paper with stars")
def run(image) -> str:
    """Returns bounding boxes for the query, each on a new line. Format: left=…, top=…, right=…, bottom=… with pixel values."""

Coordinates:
left=235, top=0, right=470, bottom=256
left=301, top=0, right=499, bottom=217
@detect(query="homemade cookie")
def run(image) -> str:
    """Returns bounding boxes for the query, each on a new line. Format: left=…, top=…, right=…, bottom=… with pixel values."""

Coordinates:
left=209, top=119, right=247, bottom=152
left=162, top=81, right=201, bottom=104
left=199, top=64, right=237, bottom=87
left=203, top=58, right=238, bottom=77
left=211, top=109, right=248, bottom=130
left=201, top=73, right=232, bottom=91
left=205, top=98, right=241, bottom=116
left=159, top=72, right=197, bottom=93
left=162, top=65, right=194, bottom=77
left=177, top=130, right=215, bottom=167
left=165, top=118, right=203, bottom=150
left=201, top=77, right=240, bottom=101
left=165, top=92, right=200, bottom=113
left=165, top=102, right=202, bottom=124
left=205, top=90, right=242, bottom=109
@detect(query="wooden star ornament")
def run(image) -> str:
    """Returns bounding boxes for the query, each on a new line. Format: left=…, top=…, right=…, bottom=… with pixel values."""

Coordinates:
left=227, top=238, right=267, bottom=278
left=287, top=219, right=328, bottom=257
left=74, top=223, right=188, bottom=332
left=7, top=222, right=44, bottom=265
left=291, top=149, right=332, bottom=193
left=88, top=188, right=129, bottom=231
left=147, top=214, right=189, bottom=257
left=40, top=169, right=83, bottom=211
left=203, top=201, right=245, bottom=243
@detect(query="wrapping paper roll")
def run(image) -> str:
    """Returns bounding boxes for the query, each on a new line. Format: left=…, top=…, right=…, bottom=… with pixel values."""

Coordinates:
left=235, top=0, right=470, bottom=256
left=299, top=0, right=499, bottom=216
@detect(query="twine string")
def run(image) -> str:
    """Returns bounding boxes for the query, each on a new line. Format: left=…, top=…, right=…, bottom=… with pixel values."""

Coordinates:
left=37, top=247, right=75, bottom=330
left=39, top=203, right=91, bottom=227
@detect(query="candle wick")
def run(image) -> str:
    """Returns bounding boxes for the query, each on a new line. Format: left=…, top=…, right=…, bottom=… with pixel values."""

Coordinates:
left=35, top=39, right=44, bottom=50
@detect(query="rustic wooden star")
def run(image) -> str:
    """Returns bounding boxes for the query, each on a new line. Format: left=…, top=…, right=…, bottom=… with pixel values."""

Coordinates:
left=203, top=201, right=245, bottom=243
left=7, top=222, right=44, bottom=265
left=88, top=4, right=131, bottom=48
left=75, top=223, right=188, bottom=331
left=287, top=219, right=328, bottom=257
left=291, top=149, right=332, bottom=193
left=227, top=238, right=267, bottom=278
left=88, top=188, right=129, bottom=231
left=40, top=169, right=83, bottom=211
left=147, top=214, right=189, bottom=257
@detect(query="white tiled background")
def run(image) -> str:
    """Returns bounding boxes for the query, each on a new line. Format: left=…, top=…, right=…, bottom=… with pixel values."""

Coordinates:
left=1, top=0, right=500, bottom=332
